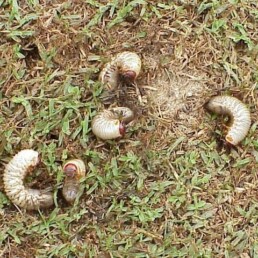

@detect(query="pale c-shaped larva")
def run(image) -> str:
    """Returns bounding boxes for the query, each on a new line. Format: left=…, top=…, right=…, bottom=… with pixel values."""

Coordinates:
left=91, top=107, right=134, bottom=140
left=99, top=51, right=141, bottom=90
left=3, top=149, right=54, bottom=210
left=62, top=159, right=86, bottom=204
left=205, top=96, right=251, bottom=145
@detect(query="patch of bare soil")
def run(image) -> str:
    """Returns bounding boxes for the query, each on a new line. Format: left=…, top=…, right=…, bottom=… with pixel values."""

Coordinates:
left=148, top=69, right=207, bottom=118
left=144, top=54, right=209, bottom=138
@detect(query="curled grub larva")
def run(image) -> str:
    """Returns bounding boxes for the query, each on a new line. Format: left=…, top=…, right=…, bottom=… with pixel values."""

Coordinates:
left=99, top=51, right=141, bottom=90
left=91, top=107, right=134, bottom=140
left=3, top=149, right=54, bottom=210
left=62, top=159, right=86, bottom=204
left=205, top=96, right=251, bottom=145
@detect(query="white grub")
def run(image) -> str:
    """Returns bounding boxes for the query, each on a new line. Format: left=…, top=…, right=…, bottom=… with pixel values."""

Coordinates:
left=91, top=107, right=134, bottom=140
left=62, top=159, right=86, bottom=204
left=99, top=51, right=141, bottom=90
left=205, top=96, right=251, bottom=145
left=3, top=149, right=54, bottom=210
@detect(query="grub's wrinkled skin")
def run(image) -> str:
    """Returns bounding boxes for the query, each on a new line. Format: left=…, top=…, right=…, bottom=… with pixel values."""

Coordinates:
left=99, top=51, right=141, bottom=90
left=91, top=107, right=134, bottom=140
left=3, top=149, right=54, bottom=210
left=205, top=96, right=251, bottom=145
left=62, top=159, right=86, bottom=204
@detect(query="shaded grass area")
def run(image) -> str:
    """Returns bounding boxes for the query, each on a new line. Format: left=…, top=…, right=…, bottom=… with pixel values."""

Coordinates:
left=0, top=0, right=258, bottom=257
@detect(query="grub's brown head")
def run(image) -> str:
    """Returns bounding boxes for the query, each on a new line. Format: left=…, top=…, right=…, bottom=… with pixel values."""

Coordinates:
left=121, top=70, right=136, bottom=83
left=63, top=159, right=86, bottom=178
left=119, top=122, right=126, bottom=137
left=63, top=163, right=77, bottom=177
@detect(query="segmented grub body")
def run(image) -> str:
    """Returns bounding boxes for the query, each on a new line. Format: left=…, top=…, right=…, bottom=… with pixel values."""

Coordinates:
left=62, top=159, right=86, bottom=204
left=3, top=149, right=54, bottom=210
left=205, top=96, right=251, bottom=145
left=99, top=51, right=141, bottom=90
left=91, top=107, right=134, bottom=140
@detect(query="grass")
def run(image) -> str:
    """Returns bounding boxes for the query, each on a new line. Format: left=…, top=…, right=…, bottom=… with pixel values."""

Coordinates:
left=0, top=0, right=258, bottom=257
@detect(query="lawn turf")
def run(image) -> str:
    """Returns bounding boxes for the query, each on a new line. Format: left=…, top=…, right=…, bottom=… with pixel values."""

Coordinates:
left=0, top=1, right=258, bottom=257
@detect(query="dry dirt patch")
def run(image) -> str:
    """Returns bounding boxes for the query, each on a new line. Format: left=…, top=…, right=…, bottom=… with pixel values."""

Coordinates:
left=144, top=54, right=209, bottom=138
left=148, top=69, right=208, bottom=118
